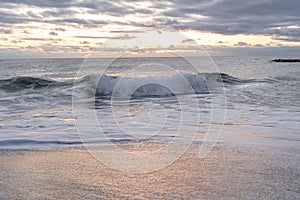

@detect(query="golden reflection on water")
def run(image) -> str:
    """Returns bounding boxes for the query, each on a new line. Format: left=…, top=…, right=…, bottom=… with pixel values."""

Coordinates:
left=59, top=118, right=75, bottom=123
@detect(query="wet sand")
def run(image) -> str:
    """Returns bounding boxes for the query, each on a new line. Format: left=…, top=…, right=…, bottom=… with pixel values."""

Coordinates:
left=0, top=143, right=299, bottom=199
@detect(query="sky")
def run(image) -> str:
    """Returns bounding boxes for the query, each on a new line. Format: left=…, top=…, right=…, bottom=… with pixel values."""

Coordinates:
left=0, top=0, right=299, bottom=58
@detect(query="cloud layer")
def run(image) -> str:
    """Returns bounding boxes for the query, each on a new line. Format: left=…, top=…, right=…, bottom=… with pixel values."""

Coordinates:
left=0, top=0, right=299, bottom=36
left=0, top=0, right=299, bottom=57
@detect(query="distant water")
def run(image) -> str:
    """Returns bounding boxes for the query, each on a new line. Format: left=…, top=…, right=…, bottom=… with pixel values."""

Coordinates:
left=0, top=56, right=299, bottom=149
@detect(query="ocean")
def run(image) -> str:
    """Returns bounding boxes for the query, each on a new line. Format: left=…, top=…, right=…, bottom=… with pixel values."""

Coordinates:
left=0, top=56, right=299, bottom=150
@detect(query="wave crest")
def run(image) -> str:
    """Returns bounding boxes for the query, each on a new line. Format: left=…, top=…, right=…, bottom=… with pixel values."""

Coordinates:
left=75, top=73, right=232, bottom=97
left=0, top=76, right=64, bottom=92
left=1, top=73, right=276, bottom=97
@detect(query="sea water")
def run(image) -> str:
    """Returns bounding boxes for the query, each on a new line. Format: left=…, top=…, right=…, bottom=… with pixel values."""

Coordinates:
left=0, top=56, right=299, bottom=149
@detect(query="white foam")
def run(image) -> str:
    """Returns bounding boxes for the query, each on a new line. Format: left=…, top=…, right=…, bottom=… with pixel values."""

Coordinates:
left=77, top=73, right=210, bottom=97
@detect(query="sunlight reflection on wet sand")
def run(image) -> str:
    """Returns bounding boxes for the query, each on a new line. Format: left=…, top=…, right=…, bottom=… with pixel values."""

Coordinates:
left=0, top=142, right=299, bottom=199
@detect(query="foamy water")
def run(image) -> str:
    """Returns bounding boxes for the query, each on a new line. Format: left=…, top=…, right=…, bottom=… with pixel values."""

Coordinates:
left=0, top=56, right=299, bottom=149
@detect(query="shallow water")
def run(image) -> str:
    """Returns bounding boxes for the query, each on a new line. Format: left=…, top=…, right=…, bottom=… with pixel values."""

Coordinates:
left=0, top=56, right=299, bottom=149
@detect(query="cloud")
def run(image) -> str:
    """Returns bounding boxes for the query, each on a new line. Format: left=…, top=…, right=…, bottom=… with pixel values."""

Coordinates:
left=181, top=39, right=196, bottom=44
left=0, top=0, right=300, bottom=58
left=27, top=11, right=41, bottom=19
left=80, top=41, right=89, bottom=44
left=41, top=10, right=78, bottom=18
left=21, top=38, right=49, bottom=41
left=0, top=0, right=72, bottom=8
left=54, top=28, right=66, bottom=32
left=272, top=36, right=300, bottom=42
left=109, top=30, right=145, bottom=34
left=0, top=0, right=298, bottom=40
left=78, top=1, right=153, bottom=16
left=0, top=28, right=12, bottom=34
left=11, top=40, right=22, bottom=43
left=49, top=31, right=58, bottom=36
left=73, top=35, right=137, bottom=40
left=234, top=42, right=248, bottom=47
left=160, top=0, right=300, bottom=37
left=254, top=44, right=263, bottom=47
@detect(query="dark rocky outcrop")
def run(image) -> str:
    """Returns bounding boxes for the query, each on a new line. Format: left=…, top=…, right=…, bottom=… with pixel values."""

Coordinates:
left=271, top=59, right=300, bottom=62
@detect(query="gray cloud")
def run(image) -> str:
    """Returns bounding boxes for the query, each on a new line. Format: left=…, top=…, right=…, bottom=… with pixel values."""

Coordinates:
left=234, top=42, right=248, bottom=47
left=0, top=0, right=299, bottom=44
left=0, top=0, right=72, bottom=8
left=54, top=28, right=66, bottom=32
left=0, top=28, right=12, bottom=34
left=159, top=0, right=300, bottom=39
left=272, top=36, right=300, bottom=42
left=181, top=39, right=196, bottom=44
left=73, top=35, right=137, bottom=40
left=254, top=44, right=263, bottom=47
left=0, top=11, right=30, bottom=24
left=21, top=38, right=49, bottom=41
left=27, top=11, right=41, bottom=19
left=79, top=1, right=153, bottom=16
left=80, top=41, right=89, bottom=44
left=49, top=32, right=58, bottom=36
left=41, top=10, right=78, bottom=18
left=0, top=37, right=8, bottom=41
left=109, top=30, right=146, bottom=34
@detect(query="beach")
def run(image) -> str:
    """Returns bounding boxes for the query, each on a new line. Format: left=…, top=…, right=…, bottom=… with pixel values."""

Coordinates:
left=0, top=56, right=300, bottom=199
left=1, top=141, right=299, bottom=199
left=1, top=0, right=300, bottom=198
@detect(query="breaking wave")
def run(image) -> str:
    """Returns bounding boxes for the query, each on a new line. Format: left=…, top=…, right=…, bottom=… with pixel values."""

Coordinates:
left=77, top=73, right=210, bottom=97
left=0, top=76, right=66, bottom=92
left=0, top=73, right=277, bottom=97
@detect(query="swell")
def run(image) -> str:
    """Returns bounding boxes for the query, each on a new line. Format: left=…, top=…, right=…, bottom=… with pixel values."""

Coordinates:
left=0, top=73, right=278, bottom=96
left=0, top=138, right=144, bottom=148
left=0, top=139, right=83, bottom=147
left=85, top=73, right=278, bottom=97
left=212, top=73, right=278, bottom=84
left=0, top=76, right=69, bottom=92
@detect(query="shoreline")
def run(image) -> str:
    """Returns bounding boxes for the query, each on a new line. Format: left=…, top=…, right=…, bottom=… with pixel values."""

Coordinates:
left=0, top=142, right=299, bottom=199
